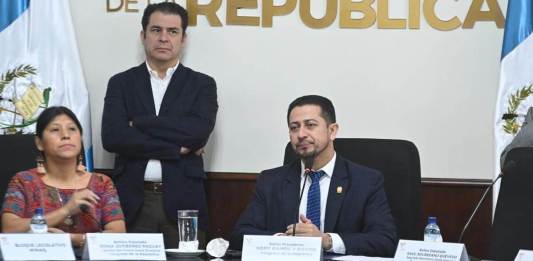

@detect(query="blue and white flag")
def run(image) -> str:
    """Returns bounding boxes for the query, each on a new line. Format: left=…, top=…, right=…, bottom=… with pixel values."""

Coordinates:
left=494, top=0, right=533, bottom=208
left=0, top=0, right=93, bottom=171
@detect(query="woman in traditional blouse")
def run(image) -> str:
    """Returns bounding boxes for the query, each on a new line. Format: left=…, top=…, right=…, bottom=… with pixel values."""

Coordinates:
left=1, top=106, right=126, bottom=248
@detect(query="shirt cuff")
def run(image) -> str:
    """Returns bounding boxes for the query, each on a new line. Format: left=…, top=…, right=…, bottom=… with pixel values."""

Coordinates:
left=327, top=233, right=346, bottom=254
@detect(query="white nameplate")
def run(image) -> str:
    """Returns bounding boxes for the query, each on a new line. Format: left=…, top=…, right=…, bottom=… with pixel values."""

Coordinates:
left=0, top=233, right=75, bottom=260
left=515, top=249, right=533, bottom=261
left=83, top=233, right=165, bottom=260
left=394, top=240, right=469, bottom=261
left=242, top=235, right=322, bottom=261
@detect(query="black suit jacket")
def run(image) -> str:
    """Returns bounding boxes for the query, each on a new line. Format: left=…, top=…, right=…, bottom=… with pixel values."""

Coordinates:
left=231, top=156, right=397, bottom=256
left=101, top=63, right=218, bottom=229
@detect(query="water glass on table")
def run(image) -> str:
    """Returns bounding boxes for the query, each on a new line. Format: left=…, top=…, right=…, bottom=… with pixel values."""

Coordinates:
left=178, top=210, right=199, bottom=251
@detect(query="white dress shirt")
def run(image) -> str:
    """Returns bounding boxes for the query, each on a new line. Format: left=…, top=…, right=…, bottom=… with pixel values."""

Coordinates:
left=143, top=62, right=179, bottom=182
left=298, top=153, right=346, bottom=254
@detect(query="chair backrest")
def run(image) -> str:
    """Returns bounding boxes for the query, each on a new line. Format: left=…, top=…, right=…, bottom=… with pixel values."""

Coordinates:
left=0, top=135, right=37, bottom=201
left=489, top=147, right=533, bottom=261
left=284, top=138, right=422, bottom=240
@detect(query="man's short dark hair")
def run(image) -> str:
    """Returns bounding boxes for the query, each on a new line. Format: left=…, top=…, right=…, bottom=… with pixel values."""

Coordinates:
left=287, top=95, right=336, bottom=125
left=141, top=2, right=188, bottom=35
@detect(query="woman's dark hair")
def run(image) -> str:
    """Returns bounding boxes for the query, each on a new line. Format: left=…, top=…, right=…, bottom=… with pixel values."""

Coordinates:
left=36, top=106, right=83, bottom=139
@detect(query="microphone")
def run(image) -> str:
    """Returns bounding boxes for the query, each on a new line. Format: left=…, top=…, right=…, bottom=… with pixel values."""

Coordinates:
left=80, top=206, right=102, bottom=232
left=302, top=155, right=315, bottom=173
left=292, top=154, right=315, bottom=236
left=80, top=205, right=90, bottom=213
left=457, top=160, right=517, bottom=243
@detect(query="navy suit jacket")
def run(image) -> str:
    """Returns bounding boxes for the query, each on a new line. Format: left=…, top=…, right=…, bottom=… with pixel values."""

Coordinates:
left=231, top=156, right=397, bottom=256
left=101, top=63, right=218, bottom=229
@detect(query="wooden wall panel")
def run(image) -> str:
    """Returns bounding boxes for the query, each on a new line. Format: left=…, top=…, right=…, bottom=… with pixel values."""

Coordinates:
left=206, top=173, right=493, bottom=259
left=205, top=173, right=257, bottom=240
left=420, top=178, right=492, bottom=259
left=95, top=169, right=492, bottom=258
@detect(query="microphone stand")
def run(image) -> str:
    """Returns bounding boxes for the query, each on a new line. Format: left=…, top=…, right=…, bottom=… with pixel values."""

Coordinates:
left=458, top=161, right=516, bottom=243
left=292, top=155, right=315, bottom=236
left=457, top=175, right=502, bottom=243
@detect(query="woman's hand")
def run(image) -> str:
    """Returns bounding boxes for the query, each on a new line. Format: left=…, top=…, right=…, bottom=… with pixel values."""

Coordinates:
left=63, top=189, right=100, bottom=215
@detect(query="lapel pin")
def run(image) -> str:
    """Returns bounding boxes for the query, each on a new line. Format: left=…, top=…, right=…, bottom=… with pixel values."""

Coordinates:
left=336, top=186, right=343, bottom=194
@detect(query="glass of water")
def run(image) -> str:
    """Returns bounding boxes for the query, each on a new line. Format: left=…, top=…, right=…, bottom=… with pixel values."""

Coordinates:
left=177, top=210, right=198, bottom=251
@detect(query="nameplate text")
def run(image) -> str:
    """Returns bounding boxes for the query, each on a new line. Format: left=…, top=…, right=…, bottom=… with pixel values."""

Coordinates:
left=83, top=233, right=165, bottom=260
left=394, top=239, right=468, bottom=261
left=242, top=235, right=321, bottom=261
left=0, top=233, right=74, bottom=260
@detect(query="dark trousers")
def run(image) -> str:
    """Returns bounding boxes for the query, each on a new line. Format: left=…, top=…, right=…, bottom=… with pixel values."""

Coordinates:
left=128, top=190, right=205, bottom=249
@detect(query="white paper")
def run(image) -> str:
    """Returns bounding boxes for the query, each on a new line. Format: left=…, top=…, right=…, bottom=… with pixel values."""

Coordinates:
left=206, top=238, right=229, bottom=258
left=514, top=250, right=533, bottom=261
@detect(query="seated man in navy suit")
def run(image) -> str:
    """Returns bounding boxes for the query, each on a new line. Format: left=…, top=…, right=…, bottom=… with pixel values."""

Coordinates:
left=231, top=95, right=397, bottom=256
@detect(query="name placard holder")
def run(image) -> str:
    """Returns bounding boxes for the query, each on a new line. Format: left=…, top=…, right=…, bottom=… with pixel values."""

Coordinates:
left=0, top=233, right=75, bottom=260
left=242, top=235, right=322, bottom=261
left=394, top=240, right=469, bottom=261
left=515, top=249, right=533, bottom=261
left=82, top=233, right=165, bottom=260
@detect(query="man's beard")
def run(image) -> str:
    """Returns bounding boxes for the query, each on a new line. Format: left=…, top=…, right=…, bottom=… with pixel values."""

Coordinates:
left=301, top=154, right=317, bottom=170
left=297, top=149, right=317, bottom=159
left=295, top=143, right=316, bottom=158
left=296, top=146, right=319, bottom=170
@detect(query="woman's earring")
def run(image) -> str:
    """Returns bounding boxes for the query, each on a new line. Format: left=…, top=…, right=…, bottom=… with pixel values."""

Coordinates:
left=36, top=155, right=45, bottom=174
left=77, top=154, right=86, bottom=172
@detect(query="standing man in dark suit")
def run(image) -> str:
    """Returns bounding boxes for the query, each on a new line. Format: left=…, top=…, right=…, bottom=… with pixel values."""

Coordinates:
left=101, top=2, right=217, bottom=248
left=231, top=95, right=396, bottom=256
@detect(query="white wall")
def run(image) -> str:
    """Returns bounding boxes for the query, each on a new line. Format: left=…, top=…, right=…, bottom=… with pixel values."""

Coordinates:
left=70, top=0, right=506, bottom=179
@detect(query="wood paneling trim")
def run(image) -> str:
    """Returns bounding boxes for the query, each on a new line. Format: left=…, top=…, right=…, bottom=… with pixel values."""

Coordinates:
left=206, top=172, right=257, bottom=181
left=207, top=172, right=493, bottom=185
left=422, top=177, right=492, bottom=186
left=97, top=169, right=493, bottom=185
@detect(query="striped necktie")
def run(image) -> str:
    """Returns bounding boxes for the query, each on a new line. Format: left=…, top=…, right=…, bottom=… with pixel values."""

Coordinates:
left=306, top=170, right=325, bottom=228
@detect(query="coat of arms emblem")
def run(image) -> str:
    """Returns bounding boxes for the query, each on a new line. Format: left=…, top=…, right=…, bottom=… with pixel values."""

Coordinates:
left=0, top=64, right=51, bottom=134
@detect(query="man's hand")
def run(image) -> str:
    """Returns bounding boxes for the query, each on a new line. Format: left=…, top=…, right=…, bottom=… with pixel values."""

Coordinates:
left=180, top=147, right=191, bottom=154
left=285, top=214, right=332, bottom=250
left=194, top=147, right=205, bottom=156
left=285, top=214, right=322, bottom=237
left=180, top=147, right=205, bottom=155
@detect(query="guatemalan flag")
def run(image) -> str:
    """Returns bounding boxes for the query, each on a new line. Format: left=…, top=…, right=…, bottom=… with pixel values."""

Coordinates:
left=494, top=0, right=533, bottom=208
left=0, top=0, right=93, bottom=171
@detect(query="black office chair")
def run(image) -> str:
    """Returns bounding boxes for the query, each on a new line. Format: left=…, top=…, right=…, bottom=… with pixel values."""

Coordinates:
left=0, top=134, right=38, bottom=200
left=489, top=147, right=533, bottom=261
left=284, top=138, right=422, bottom=240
